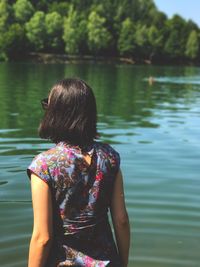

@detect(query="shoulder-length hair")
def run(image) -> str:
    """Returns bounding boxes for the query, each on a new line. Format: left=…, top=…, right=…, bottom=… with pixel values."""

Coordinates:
left=39, top=78, right=98, bottom=148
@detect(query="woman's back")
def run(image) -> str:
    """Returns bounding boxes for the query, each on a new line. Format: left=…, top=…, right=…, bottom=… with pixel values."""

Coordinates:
left=28, top=141, right=121, bottom=267
left=27, top=78, right=129, bottom=267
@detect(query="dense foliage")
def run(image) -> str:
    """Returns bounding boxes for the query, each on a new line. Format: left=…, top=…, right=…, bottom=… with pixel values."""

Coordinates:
left=0, top=0, right=200, bottom=63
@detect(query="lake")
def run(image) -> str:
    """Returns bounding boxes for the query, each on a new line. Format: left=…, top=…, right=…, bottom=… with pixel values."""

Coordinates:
left=0, top=62, right=200, bottom=267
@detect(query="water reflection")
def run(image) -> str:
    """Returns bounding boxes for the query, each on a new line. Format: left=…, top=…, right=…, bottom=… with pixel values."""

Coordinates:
left=0, top=63, right=199, bottom=134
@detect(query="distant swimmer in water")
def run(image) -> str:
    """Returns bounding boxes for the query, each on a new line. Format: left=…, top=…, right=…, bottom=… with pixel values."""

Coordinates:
left=148, top=76, right=155, bottom=85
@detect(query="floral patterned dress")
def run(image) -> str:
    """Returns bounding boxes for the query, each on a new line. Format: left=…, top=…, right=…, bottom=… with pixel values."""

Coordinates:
left=27, top=141, right=121, bottom=267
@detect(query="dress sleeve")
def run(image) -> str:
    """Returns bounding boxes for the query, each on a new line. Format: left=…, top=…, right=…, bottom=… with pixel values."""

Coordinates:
left=27, top=153, right=51, bottom=186
left=113, top=150, right=120, bottom=175
left=108, top=147, right=121, bottom=176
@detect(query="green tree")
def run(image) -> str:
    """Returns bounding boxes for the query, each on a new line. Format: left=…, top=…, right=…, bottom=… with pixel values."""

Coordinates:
left=30, top=0, right=49, bottom=11
left=45, top=11, right=63, bottom=51
left=48, top=2, right=70, bottom=16
left=185, top=30, right=199, bottom=60
left=150, top=11, right=167, bottom=29
left=87, top=11, right=112, bottom=54
left=164, top=30, right=180, bottom=58
left=3, top=23, right=26, bottom=59
left=63, top=6, right=87, bottom=54
left=118, top=18, right=135, bottom=56
left=90, top=2, right=117, bottom=34
left=13, top=0, right=34, bottom=22
left=25, top=11, right=46, bottom=50
left=138, top=0, right=157, bottom=24
left=0, top=0, right=200, bottom=62
left=164, top=15, right=187, bottom=59
left=134, top=23, right=149, bottom=57
left=185, top=19, right=199, bottom=34
left=65, top=0, right=92, bottom=12
left=0, top=0, right=11, bottom=60
left=0, top=0, right=10, bottom=29
left=147, top=25, right=163, bottom=60
left=115, top=0, right=156, bottom=25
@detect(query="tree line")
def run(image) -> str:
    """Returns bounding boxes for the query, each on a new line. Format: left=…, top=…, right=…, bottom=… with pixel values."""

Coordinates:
left=0, top=0, right=199, bottom=63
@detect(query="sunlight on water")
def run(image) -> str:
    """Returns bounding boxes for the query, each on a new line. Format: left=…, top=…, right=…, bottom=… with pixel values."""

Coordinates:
left=144, top=75, right=200, bottom=85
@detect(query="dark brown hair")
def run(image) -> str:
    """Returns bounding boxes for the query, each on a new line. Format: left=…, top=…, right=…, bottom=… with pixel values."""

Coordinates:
left=39, top=78, right=98, bottom=149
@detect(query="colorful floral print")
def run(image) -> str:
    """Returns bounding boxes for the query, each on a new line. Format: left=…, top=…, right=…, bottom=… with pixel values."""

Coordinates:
left=57, top=245, right=110, bottom=267
left=27, top=141, right=121, bottom=267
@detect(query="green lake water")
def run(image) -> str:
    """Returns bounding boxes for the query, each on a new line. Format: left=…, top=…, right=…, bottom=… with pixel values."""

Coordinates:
left=0, top=62, right=200, bottom=267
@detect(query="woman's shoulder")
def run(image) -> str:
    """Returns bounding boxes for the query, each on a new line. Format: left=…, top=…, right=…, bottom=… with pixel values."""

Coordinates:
left=95, top=141, right=119, bottom=154
left=95, top=141, right=120, bottom=164
left=30, top=141, right=120, bottom=164
left=30, top=143, right=66, bottom=164
left=27, top=144, right=63, bottom=182
left=95, top=141, right=121, bottom=174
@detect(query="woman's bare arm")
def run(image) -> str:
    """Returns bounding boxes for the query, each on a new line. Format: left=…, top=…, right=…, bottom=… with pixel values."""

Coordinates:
left=28, top=173, right=53, bottom=267
left=110, top=169, right=130, bottom=267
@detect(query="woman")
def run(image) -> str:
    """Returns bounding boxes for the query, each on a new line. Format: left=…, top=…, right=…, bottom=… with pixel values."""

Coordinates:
left=27, top=78, right=130, bottom=267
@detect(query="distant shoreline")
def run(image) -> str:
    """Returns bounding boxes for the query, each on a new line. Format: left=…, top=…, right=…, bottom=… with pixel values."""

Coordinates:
left=10, top=52, right=199, bottom=66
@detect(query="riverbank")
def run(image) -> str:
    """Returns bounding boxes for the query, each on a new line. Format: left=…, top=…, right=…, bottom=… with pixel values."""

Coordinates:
left=8, top=52, right=199, bottom=66
left=18, top=52, right=137, bottom=64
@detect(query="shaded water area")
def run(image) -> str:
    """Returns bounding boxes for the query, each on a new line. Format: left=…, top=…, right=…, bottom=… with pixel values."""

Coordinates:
left=0, top=63, right=200, bottom=267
